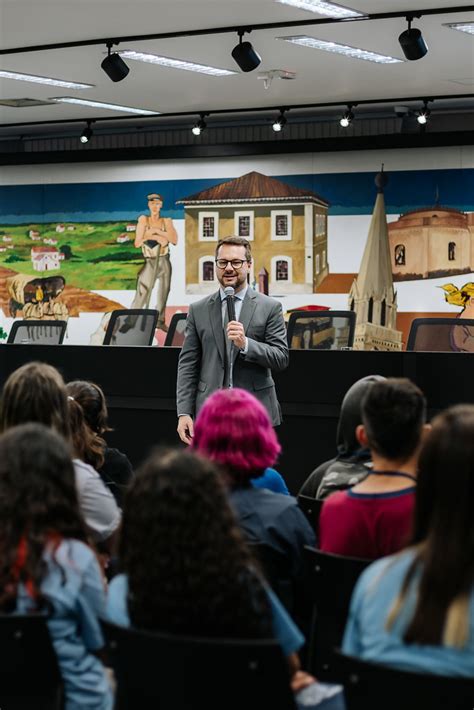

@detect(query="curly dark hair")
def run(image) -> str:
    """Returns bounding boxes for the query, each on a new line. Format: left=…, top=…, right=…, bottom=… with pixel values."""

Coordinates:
left=66, top=381, right=110, bottom=470
left=120, top=448, right=272, bottom=638
left=0, top=423, right=88, bottom=611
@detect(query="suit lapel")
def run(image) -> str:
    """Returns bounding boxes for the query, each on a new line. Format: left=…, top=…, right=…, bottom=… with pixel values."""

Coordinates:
left=209, top=292, right=225, bottom=365
left=233, top=289, right=257, bottom=364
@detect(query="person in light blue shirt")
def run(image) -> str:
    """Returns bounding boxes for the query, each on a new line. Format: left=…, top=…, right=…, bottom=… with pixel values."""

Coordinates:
left=0, top=424, right=112, bottom=710
left=107, top=446, right=345, bottom=709
left=343, top=404, right=474, bottom=678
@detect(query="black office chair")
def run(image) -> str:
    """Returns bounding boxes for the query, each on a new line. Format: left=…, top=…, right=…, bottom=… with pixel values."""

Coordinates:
left=164, top=312, right=187, bottom=346
left=297, top=495, right=324, bottom=531
left=303, top=547, right=371, bottom=680
left=7, top=320, right=67, bottom=345
left=0, top=614, right=62, bottom=709
left=406, top=317, right=474, bottom=352
left=333, top=651, right=474, bottom=710
left=287, top=310, right=356, bottom=350
left=103, top=309, right=158, bottom=346
left=101, top=619, right=297, bottom=710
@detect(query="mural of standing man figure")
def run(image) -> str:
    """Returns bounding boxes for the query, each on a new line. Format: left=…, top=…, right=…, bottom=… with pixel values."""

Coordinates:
left=130, top=193, right=178, bottom=331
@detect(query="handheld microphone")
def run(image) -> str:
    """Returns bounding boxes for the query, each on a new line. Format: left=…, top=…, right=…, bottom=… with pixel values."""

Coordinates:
left=223, top=286, right=236, bottom=322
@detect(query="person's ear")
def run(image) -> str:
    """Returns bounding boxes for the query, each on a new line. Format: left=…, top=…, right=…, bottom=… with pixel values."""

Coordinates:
left=356, top=424, right=369, bottom=448
left=421, top=423, right=432, bottom=440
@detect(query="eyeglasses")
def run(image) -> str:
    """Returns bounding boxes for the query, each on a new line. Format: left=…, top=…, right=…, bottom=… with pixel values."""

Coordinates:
left=215, top=259, right=246, bottom=269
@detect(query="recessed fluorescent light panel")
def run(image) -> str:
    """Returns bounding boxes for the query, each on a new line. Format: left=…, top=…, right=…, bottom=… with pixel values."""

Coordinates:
left=50, top=97, right=158, bottom=115
left=278, top=36, right=403, bottom=63
left=444, top=22, right=474, bottom=36
left=119, top=51, right=238, bottom=76
left=276, top=0, right=364, bottom=18
left=0, top=70, right=94, bottom=89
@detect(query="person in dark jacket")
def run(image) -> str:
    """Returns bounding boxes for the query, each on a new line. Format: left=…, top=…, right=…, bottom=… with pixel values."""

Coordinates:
left=299, top=375, right=385, bottom=500
left=66, top=380, right=134, bottom=507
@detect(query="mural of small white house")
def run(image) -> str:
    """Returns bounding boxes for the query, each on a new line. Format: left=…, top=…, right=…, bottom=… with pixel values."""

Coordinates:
left=177, top=171, right=329, bottom=295
left=31, top=246, right=64, bottom=271
left=29, top=230, right=41, bottom=240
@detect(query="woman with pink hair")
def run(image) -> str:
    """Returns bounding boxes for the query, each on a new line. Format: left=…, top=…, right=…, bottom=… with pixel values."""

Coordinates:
left=193, top=388, right=315, bottom=581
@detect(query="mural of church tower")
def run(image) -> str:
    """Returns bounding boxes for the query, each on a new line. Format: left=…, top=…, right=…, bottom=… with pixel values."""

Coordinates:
left=349, top=169, right=402, bottom=351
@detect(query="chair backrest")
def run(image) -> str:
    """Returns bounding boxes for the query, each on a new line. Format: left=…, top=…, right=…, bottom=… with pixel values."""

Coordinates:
left=297, top=495, right=324, bottom=530
left=406, top=317, right=474, bottom=352
left=103, top=309, right=158, bottom=346
left=0, top=613, right=62, bottom=709
left=287, top=310, right=356, bottom=350
left=303, top=547, right=371, bottom=679
left=7, top=320, right=67, bottom=345
left=333, top=651, right=474, bottom=710
left=102, top=619, right=297, bottom=710
left=164, top=312, right=187, bottom=346
left=247, top=542, right=294, bottom=613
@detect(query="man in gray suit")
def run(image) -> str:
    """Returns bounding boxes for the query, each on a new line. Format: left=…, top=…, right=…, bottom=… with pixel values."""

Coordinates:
left=177, top=237, right=289, bottom=444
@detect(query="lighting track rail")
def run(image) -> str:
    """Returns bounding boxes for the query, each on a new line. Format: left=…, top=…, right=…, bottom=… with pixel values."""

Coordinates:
left=0, top=92, right=473, bottom=131
left=0, top=5, right=472, bottom=57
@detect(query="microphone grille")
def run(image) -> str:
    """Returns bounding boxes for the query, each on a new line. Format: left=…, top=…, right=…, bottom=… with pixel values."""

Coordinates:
left=223, top=286, right=235, bottom=297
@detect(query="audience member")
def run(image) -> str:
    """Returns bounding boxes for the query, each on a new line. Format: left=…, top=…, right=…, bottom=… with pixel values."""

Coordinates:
left=0, top=362, right=120, bottom=544
left=299, top=376, right=385, bottom=500
left=343, top=404, right=474, bottom=676
left=0, top=423, right=112, bottom=709
left=319, top=378, right=427, bottom=559
left=106, top=448, right=344, bottom=709
left=192, top=388, right=315, bottom=579
left=66, top=380, right=134, bottom=506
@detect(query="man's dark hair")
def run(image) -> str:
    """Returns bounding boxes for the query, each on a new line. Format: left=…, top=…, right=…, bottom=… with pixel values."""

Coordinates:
left=216, top=237, right=252, bottom=262
left=361, top=378, right=426, bottom=462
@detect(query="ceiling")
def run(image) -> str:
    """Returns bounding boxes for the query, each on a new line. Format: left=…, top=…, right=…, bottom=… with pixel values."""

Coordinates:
left=0, top=0, right=473, bottom=136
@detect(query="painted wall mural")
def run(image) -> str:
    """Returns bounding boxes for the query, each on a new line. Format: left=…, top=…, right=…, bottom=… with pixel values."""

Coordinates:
left=0, top=150, right=473, bottom=348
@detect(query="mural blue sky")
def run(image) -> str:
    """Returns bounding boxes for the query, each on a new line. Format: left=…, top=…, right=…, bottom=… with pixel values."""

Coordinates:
left=0, top=168, right=473, bottom=223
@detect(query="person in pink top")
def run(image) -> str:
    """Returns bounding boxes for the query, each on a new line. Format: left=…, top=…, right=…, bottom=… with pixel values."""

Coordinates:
left=319, top=378, right=429, bottom=560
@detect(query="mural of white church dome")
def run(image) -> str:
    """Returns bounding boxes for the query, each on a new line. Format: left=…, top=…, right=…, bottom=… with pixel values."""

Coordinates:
left=388, top=205, right=474, bottom=281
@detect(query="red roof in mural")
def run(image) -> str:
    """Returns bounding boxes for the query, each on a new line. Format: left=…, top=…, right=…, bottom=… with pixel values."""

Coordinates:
left=176, top=171, right=329, bottom=206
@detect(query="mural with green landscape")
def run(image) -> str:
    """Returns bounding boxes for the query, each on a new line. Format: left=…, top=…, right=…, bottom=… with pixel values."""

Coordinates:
left=0, top=222, right=142, bottom=290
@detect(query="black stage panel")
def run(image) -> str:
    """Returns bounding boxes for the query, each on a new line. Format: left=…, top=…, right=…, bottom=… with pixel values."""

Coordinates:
left=1, top=346, right=473, bottom=494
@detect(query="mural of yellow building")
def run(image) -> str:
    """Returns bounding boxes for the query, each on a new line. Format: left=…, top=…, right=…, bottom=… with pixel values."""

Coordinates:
left=176, top=171, right=329, bottom=295
left=388, top=206, right=474, bottom=281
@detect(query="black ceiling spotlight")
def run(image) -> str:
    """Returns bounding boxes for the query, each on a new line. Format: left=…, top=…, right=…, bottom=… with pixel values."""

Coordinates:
left=416, top=99, right=431, bottom=125
left=272, top=109, right=287, bottom=133
left=80, top=120, right=93, bottom=144
left=192, top=114, right=207, bottom=136
left=231, top=29, right=262, bottom=73
left=101, top=41, right=130, bottom=82
left=399, top=15, right=428, bottom=61
left=339, top=105, right=355, bottom=128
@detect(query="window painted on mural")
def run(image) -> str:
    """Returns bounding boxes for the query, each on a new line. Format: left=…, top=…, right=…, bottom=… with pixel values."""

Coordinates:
left=448, top=242, right=456, bottom=261
left=381, top=299, right=386, bottom=327
left=203, top=217, right=215, bottom=238
left=368, top=297, right=374, bottom=323
left=198, top=212, right=219, bottom=241
left=395, top=244, right=406, bottom=266
left=323, top=250, right=326, bottom=268
left=276, top=260, right=289, bottom=281
left=316, top=254, right=320, bottom=274
left=271, top=210, right=292, bottom=240
left=202, top=261, right=214, bottom=281
left=234, top=211, right=254, bottom=240
left=239, top=216, right=250, bottom=236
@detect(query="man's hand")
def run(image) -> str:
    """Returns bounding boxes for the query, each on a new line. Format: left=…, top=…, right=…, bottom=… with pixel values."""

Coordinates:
left=177, top=415, right=194, bottom=445
left=226, top=320, right=246, bottom=350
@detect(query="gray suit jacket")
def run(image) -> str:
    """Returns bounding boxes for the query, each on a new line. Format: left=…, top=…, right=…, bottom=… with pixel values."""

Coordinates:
left=177, top=289, right=289, bottom=426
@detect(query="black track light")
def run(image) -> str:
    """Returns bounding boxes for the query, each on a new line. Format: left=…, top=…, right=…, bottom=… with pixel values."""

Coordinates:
left=416, top=100, right=431, bottom=125
left=399, top=16, right=428, bottom=61
left=101, top=42, right=130, bottom=82
left=192, top=115, right=207, bottom=136
left=80, top=121, right=93, bottom=144
left=231, top=30, right=261, bottom=73
left=339, top=106, right=355, bottom=128
left=272, top=111, right=287, bottom=133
